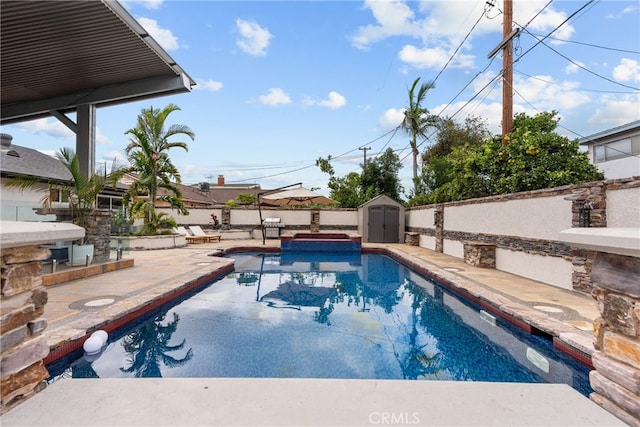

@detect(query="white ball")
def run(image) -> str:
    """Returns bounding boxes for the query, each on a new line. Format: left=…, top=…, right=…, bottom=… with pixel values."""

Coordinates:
left=83, top=336, right=103, bottom=355
left=91, top=330, right=108, bottom=345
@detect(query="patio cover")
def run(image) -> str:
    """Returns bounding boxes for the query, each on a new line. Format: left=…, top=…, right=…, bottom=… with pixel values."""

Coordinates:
left=262, top=187, right=335, bottom=206
left=0, top=0, right=195, bottom=175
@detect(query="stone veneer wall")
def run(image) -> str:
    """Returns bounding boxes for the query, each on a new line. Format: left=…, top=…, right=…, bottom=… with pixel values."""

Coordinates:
left=0, top=246, right=51, bottom=414
left=589, top=252, right=640, bottom=426
left=85, top=210, right=112, bottom=262
left=406, top=177, right=640, bottom=294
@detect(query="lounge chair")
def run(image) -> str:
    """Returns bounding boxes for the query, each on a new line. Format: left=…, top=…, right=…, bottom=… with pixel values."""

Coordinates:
left=174, top=226, right=189, bottom=236
left=186, top=226, right=221, bottom=243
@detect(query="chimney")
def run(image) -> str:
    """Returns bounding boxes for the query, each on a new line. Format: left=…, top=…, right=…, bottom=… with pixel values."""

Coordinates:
left=1, top=133, right=13, bottom=147
left=217, top=175, right=225, bottom=186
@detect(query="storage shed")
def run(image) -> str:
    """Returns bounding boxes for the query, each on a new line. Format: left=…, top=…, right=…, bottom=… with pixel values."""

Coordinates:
left=358, top=195, right=405, bottom=243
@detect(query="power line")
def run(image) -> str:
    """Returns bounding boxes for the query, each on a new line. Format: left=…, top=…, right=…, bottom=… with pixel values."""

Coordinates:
left=510, top=82, right=640, bottom=159
left=527, top=33, right=640, bottom=54
left=520, top=29, right=640, bottom=91
left=233, top=127, right=401, bottom=183
left=514, top=70, right=639, bottom=94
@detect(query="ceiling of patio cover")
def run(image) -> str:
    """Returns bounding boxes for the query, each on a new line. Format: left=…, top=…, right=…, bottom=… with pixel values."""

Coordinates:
left=0, top=0, right=196, bottom=124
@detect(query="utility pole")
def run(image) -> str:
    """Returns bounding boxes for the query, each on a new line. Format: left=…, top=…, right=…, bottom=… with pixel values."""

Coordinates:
left=488, top=0, right=517, bottom=146
left=359, top=146, right=371, bottom=167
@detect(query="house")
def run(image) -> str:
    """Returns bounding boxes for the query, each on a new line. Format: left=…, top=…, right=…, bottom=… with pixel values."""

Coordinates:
left=0, top=134, right=125, bottom=221
left=1, top=135, right=70, bottom=221
left=197, top=175, right=264, bottom=205
left=579, top=120, right=640, bottom=179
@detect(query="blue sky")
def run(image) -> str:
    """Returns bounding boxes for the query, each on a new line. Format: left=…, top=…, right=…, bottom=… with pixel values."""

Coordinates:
left=2, top=0, right=639, bottom=197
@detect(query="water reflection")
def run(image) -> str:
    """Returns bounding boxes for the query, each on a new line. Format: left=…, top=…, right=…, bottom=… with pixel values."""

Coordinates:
left=47, top=253, right=591, bottom=395
left=120, top=312, right=193, bottom=377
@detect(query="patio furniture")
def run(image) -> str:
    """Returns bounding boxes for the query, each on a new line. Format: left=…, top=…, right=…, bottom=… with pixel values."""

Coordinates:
left=186, top=226, right=221, bottom=244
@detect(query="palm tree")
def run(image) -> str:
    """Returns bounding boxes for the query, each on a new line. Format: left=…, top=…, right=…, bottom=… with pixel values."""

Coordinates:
left=118, top=104, right=195, bottom=234
left=120, top=312, right=193, bottom=378
left=6, top=147, right=109, bottom=243
left=401, top=78, right=436, bottom=195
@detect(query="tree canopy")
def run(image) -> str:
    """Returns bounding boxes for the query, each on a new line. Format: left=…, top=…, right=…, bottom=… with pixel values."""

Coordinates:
left=410, top=111, right=603, bottom=205
left=400, top=77, right=436, bottom=195
left=115, top=103, right=195, bottom=234
left=316, top=148, right=404, bottom=208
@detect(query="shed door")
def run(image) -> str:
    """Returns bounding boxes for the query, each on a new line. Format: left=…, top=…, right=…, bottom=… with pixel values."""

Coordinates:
left=368, top=205, right=400, bottom=243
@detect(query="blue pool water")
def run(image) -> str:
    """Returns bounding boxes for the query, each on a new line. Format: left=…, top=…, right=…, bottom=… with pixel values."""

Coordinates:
left=47, top=252, right=592, bottom=395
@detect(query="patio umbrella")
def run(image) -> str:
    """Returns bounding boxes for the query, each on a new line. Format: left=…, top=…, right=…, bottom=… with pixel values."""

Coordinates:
left=261, top=187, right=335, bottom=206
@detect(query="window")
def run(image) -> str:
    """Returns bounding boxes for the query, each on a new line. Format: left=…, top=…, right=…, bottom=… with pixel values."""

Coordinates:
left=594, top=138, right=632, bottom=163
left=49, top=188, right=69, bottom=204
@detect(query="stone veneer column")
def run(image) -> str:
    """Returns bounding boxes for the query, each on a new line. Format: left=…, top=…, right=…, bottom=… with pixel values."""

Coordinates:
left=565, top=182, right=607, bottom=293
left=434, top=205, right=444, bottom=253
left=0, top=245, right=51, bottom=414
left=0, top=221, right=84, bottom=414
left=589, top=252, right=640, bottom=426
left=86, top=210, right=112, bottom=262
left=221, top=207, right=231, bottom=230
left=310, top=209, right=320, bottom=233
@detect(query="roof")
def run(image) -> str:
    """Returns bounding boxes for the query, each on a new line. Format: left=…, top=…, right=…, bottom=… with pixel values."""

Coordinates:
left=0, top=140, right=71, bottom=182
left=579, top=120, right=640, bottom=145
left=1, top=0, right=195, bottom=124
left=358, top=194, right=404, bottom=209
left=207, top=186, right=263, bottom=205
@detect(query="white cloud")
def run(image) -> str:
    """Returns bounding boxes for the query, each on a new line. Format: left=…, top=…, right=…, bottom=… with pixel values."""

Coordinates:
left=514, top=75, right=590, bottom=111
left=236, top=19, right=273, bottom=56
left=351, top=0, right=575, bottom=72
left=257, top=88, right=291, bottom=106
left=13, top=118, right=75, bottom=140
left=613, top=58, right=640, bottom=83
left=137, top=17, right=179, bottom=51
left=305, top=91, right=347, bottom=109
left=350, top=0, right=419, bottom=50
left=121, top=0, right=163, bottom=10
left=398, top=44, right=474, bottom=69
left=564, top=61, right=584, bottom=74
left=379, top=108, right=404, bottom=130
left=588, top=94, right=640, bottom=126
left=196, top=79, right=224, bottom=92
left=100, top=150, right=126, bottom=168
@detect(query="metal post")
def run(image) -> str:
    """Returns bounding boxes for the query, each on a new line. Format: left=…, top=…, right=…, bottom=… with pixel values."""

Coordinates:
left=85, top=254, right=90, bottom=266
left=52, top=259, right=57, bottom=273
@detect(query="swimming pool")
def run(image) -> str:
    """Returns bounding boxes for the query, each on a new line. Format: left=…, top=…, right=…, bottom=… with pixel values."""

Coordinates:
left=47, top=252, right=592, bottom=395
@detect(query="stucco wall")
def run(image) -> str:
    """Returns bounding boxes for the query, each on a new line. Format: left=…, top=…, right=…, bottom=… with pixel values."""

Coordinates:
left=443, top=239, right=464, bottom=259
left=495, top=249, right=573, bottom=290
left=321, top=210, right=358, bottom=227
left=607, top=187, right=640, bottom=227
left=444, top=195, right=572, bottom=241
left=406, top=207, right=435, bottom=229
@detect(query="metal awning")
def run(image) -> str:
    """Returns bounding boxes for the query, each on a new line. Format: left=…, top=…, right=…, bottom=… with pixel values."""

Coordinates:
left=0, top=0, right=196, bottom=124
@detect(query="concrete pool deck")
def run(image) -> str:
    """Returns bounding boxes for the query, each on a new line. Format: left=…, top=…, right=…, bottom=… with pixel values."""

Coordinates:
left=1, top=239, right=624, bottom=426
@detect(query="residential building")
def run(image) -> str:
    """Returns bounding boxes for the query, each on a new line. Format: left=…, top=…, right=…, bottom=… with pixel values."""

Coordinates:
left=579, top=120, right=640, bottom=179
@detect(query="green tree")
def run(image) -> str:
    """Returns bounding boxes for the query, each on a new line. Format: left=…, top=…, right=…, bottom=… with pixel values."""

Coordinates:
left=116, top=104, right=195, bottom=234
left=5, top=147, right=114, bottom=243
left=400, top=77, right=436, bottom=194
left=316, top=156, right=365, bottom=208
left=417, top=111, right=603, bottom=204
left=236, top=193, right=257, bottom=205
left=316, top=149, right=404, bottom=208
left=361, top=148, right=404, bottom=204
left=410, top=116, right=490, bottom=206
